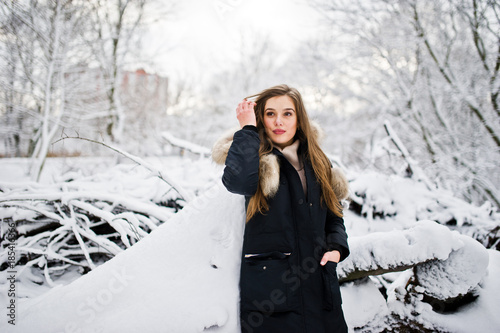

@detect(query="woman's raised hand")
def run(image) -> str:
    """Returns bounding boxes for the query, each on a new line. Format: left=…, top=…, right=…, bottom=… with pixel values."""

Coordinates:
left=236, top=99, right=257, bottom=128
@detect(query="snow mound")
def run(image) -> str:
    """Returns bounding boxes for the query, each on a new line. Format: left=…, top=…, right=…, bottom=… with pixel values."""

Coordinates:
left=3, top=184, right=246, bottom=333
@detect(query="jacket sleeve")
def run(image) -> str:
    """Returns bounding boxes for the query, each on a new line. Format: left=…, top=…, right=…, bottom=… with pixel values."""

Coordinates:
left=325, top=210, right=350, bottom=262
left=221, top=125, right=260, bottom=196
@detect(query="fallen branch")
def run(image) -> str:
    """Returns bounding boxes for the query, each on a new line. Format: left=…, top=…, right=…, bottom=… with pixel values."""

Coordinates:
left=338, top=220, right=489, bottom=307
left=0, top=178, right=177, bottom=289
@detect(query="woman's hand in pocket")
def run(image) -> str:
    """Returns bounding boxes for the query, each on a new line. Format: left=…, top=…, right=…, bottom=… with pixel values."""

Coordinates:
left=320, top=250, right=340, bottom=266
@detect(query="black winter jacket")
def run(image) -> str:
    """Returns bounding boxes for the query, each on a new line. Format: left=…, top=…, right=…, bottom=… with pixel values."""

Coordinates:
left=218, top=126, right=349, bottom=333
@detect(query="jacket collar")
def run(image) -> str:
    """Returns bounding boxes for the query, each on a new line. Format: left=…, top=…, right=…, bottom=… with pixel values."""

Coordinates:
left=211, top=125, right=349, bottom=201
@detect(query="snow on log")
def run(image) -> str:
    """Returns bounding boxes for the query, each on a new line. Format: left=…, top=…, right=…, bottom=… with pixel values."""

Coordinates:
left=339, top=220, right=489, bottom=302
left=415, top=233, right=489, bottom=301
left=338, top=221, right=459, bottom=281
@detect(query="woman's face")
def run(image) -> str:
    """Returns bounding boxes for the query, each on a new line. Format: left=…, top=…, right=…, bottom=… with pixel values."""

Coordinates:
left=263, top=95, right=297, bottom=149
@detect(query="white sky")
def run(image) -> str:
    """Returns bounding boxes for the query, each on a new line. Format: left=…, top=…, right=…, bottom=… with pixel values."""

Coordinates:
left=144, top=0, right=321, bottom=82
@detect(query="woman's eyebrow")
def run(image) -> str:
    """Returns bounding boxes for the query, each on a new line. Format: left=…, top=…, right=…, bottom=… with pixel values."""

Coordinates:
left=264, top=108, right=295, bottom=112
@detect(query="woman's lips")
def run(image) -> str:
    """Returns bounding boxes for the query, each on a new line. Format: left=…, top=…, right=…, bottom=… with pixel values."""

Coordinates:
left=273, top=129, right=286, bottom=135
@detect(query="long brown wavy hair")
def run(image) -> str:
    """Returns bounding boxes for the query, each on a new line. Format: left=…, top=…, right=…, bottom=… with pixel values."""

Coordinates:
left=245, top=84, right=343, bottom=221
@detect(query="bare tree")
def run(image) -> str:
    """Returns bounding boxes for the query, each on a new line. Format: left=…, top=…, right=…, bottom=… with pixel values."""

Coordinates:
left=84, top=0, right=148, bottom=142
left=309, top=0, right=500, bottom=208
left=0, top=2, right=26, bottom=157
left=0, top=0, right=174, bottom=177
left=0, top=0, right=91, bottom=180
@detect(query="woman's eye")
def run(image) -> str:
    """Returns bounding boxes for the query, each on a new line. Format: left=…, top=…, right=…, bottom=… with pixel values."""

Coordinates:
left=284, top=112, right=292, bottom=116
left=266, top=112, right=275, bottom=117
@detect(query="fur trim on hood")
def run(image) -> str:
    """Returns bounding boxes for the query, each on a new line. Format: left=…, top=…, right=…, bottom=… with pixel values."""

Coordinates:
left=211, top=125, right=349, bottom=201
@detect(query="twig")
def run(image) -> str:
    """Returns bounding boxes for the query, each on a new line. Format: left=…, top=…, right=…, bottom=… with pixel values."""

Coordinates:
left=52, top=136, right=192, bottom=202
left=383, top=120, right=434, bottom=189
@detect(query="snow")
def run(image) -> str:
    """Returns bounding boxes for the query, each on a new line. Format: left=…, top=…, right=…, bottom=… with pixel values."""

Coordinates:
left=348, top=171, right=499, bottom=246
left=338, top=220, right=462, bottom=280
left=0, top=156, right=499, bottom=332
left=415, top=233, right=489, bottom=300
left=384, top=250, right=500, bottom=333
left=425, top=249, right=500, bottom=333
left=3, top=184, right=245, bottom=333
left=342, top=279, right=389, bottom=331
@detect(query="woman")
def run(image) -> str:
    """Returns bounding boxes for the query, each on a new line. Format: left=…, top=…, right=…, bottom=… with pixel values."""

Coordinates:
left=212, top=84, right=350, bottom=333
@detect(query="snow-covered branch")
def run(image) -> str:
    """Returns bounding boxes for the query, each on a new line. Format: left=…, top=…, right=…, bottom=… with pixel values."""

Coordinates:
left=162, top=131, right=211, bottom=157
left=52, top=136, right=193, bottom=202
left=338, top=220, right=489, bottom=313
left=383, top=120, right=433, bottom=189
left=0, top=170, right=180, bottom=289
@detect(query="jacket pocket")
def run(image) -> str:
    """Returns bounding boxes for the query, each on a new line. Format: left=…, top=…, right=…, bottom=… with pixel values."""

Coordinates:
left=240, top=252, right=297, bottom=313
left=322, top=261, right=342, bottom=311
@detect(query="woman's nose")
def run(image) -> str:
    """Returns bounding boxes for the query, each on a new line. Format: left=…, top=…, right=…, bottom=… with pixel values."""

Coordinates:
left=275, top=115, right=283, bottom=126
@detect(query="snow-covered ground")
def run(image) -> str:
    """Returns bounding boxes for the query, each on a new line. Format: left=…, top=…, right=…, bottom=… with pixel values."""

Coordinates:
left=0, top=155, right=499, bottom=332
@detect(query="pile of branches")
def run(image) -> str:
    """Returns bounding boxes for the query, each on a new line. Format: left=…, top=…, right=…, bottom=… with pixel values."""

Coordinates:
left=0, top=178, right=183, bottom=291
